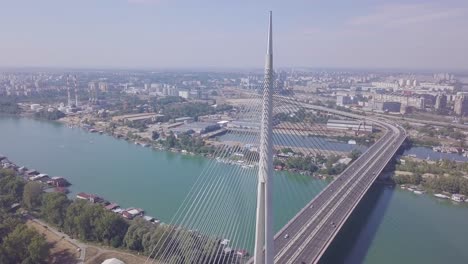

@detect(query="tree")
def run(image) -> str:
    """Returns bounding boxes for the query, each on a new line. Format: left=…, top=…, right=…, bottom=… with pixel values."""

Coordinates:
left=0, top=173, right=25, bottom=209
left=0, top=212, right=22, bottom=243
left=142, top=226, right=172, bottom=255
left=23, top=182, right=43, bottom=210
left=95, top=212, right=129, bottom=247
left=0, top=100, right=21, bottom=115
left=0, top=224, right=49, bottom=264
left=164, top=132, right=177, bottom=149
left=124, top=218, right=153, bottom=251
left=348, top=150, right=362, bottom=161
left=64, top=200, right=128, bottom=246
left=41, top=192, right=71, bottom=228
left=27, top=234, right=50, bottom=264
left=0, top=169, right=16, bottom=178
left=64, top=200, right=93, bottom=240
left=152, top=131, right=160, bottom=140
left=440, top=176, right=460, bottom=194
left=459, top=179, right=468, bottom=196
left=33, top=109, right=66, bottom=120
left=280, top=148, right=294, bottom=154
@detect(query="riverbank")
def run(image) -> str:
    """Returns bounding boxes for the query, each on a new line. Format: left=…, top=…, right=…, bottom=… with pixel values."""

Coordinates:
left=59, top=116, right=358, bottom=179
left=391, top=155, right=468, bottom=205
left=399, top=184, right=468, bottom=203
left=1, top=154, right=163, bottom=227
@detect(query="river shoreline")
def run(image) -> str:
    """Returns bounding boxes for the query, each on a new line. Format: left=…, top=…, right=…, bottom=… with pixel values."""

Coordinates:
left=2, top=116, right=468, bottom=263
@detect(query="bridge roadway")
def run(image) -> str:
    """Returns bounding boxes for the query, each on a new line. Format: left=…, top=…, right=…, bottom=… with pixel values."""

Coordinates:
left=249, top=99, right=406, bottom=264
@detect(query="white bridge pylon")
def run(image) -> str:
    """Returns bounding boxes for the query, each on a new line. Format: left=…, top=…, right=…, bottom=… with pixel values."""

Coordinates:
left=254, top=11, right=275, bottom=264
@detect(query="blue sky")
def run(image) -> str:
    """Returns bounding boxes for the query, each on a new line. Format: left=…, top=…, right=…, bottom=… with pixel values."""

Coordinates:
left=1, top=0, right=468, bottom=70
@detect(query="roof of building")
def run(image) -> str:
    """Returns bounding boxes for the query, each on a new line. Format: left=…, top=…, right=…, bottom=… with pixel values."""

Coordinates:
left=126, top=208, right=143, bottom=215
left=101, top=258, right=125, bottom=264
left=105, top=203, right=119, bottom=210
left=143, top=216, right=155, bottom=221
left=174, top=116, right=194, bottom=121
left=112, top=208, right=123, bottom=213
left=111, top=112, right=158, bottom=121
left=76, top=192, right=98, bottom=199
left=327, top=119, right=362, bottom=125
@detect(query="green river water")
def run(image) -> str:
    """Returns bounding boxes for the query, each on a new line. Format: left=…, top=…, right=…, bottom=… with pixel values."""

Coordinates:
left=0, top=117, right=467, bottom=263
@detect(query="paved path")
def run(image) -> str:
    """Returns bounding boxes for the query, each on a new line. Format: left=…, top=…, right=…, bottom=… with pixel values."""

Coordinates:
left=27, top=215, right=87, bottom=264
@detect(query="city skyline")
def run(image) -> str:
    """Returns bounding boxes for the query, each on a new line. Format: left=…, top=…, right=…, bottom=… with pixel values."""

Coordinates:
left=1, top=0, right=468, bottom=70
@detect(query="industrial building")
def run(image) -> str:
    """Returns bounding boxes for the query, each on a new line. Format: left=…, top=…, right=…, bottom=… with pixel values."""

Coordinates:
left=372, top=93, right=425, bottom=110
left=336, top=95, right=354, bottom=106
left=112, top=113, right=164, bottom=125
left=326, top=119, right=373, bottom=132
left=169, top=122, right=220, bottom=137
left=373, top=101, right=402, bottom=113
left=227, top=121, right=261, bottom=130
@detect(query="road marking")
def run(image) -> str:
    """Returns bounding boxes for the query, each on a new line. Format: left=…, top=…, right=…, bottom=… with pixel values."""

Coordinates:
left=275, top=128, right=396, bottom=263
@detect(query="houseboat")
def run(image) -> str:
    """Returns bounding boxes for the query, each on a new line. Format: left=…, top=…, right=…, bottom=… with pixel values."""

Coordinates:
left=451, top=194, right=466, bottom=202
left=76, top=192, right=103, bottom=203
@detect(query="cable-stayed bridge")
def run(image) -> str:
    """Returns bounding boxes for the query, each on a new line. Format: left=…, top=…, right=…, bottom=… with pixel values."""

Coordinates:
left=257, top=105, right=406, bottom=264
left=143, top=12, right=407, bottom=264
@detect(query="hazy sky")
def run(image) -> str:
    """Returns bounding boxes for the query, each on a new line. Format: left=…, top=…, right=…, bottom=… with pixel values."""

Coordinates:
left=1, top=0, right=468, bottom=70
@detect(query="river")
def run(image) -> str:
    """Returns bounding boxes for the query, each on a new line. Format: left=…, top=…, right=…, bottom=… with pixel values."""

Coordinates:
left=0, top=117, right=467, bottom=263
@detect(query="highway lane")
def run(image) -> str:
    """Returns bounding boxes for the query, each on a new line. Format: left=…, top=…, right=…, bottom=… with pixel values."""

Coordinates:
left=277, top=125, right=405, bottom=263
left=248, top=121, right=401, bottom=263
left=274, top=123, right=400, bottom=263
left=246, top=96, right=406, bottom=263
left=273, top=122, right=395, bottom=244
left=294, top=128, right=406, bottom=262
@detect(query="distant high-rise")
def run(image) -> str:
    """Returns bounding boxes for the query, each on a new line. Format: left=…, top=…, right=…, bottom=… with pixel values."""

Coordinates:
left=67, top=75, right=72, bottom=107
left=454, top=95, right=468, bottom=116
left=88, top=82, right=98, bottom=103
left=67, top=87, right=72, bottom=107
left=398, top=79, right=405, bottom=87
left=98, top=82, right=108, bottom=92
left=435, top=94, right=447, bottom=110
left=73, top=75, right=79, bottom=107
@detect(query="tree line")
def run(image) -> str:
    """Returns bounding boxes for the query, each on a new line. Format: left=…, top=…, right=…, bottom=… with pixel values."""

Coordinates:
left=394, top=159, right=468, bottom=195
left=0, top=169, right=49, bottom=264
left=161, top=132, right=217, bottom=155
left=0, top=100, right=21, bottom=115
left=1, top=168, right=243, bottom=263
left=33, top=109, right=66, bottom=121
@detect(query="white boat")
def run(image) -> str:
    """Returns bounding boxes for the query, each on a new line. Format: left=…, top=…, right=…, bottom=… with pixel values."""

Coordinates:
left=413, top=190, right=423, bottom=195
left=434, top=193, right=450, bottom=199
left=348, top=140, right=357, bottom=145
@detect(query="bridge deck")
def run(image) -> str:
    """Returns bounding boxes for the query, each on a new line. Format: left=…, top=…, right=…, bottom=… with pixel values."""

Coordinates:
left=249, top=112, right=406, bottom=264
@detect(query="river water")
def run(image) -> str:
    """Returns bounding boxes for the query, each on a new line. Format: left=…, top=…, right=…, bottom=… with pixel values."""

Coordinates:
left=0, top=117, right=467, bottom=263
